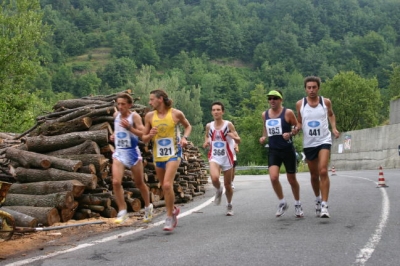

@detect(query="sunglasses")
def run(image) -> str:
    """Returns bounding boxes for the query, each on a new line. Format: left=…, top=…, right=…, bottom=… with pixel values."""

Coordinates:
left=268, top=97, right=280, bottom=101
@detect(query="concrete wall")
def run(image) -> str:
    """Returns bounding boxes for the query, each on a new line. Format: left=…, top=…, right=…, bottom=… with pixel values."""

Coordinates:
left=389, top=98, right=400, bottom=125
left=330, top=124, right=400, bottom=170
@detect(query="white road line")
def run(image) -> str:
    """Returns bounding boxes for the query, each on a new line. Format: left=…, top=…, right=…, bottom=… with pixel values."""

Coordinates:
left=340, top=174, right=390, bottom=266
left=5, top=196, right=216, bottom=266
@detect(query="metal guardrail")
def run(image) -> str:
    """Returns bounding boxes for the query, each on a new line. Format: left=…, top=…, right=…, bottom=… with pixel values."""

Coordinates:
left=203, top=164, right=269, bottom=171
left=235, top=166, right=269, bottom=170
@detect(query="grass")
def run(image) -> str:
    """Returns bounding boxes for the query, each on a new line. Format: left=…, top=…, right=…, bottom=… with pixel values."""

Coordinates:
left=67, top=47, right=112, bottom=72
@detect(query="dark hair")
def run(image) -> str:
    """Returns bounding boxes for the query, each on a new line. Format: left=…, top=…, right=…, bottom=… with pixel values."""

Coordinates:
left=304, top=76, right=321, bottom=88
left=116, top=93, right=133, bottom=104
left=150, top=89, right=173, bottom=108
left=211, top=101, right=225, bottom=111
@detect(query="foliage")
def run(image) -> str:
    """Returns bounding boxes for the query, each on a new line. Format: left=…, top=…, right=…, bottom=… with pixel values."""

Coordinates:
left=323, top=71, right=382, bottom=131
left=0, top=0, right=49, bottom=132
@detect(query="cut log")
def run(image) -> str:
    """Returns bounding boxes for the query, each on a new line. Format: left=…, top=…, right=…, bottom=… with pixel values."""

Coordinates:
left=6, top=147, right=82, bottom=172
left=9, top=180, right=86, bottom=198
left=1, top=207, right=38, bottom=227
left=60, top=201, right=79, bottom=222
left=77, top=194, right=111, bottom=208
left=14, top=167, right=97, bottom=190
left=24, top=129, right=110, bottom=153
left=126, top=198, right=142, bottom=212
left=3, top=191, right=75, bottom=209
left=89, top=122, right=113, bottom=134
left=152, top=200, right=166, bottom=208
left=45, top=140, right=100, bottom=156
left=77, top=164, right=96, bottom=174
left=2, top=206, right=60, bottom=226
left=29, top=117, right=92, bottom=136
left=52, top=99, right=110, bottom=110
left=100, top=207, right=117, bottom=218
left=54, top=154, right=109, bottom=176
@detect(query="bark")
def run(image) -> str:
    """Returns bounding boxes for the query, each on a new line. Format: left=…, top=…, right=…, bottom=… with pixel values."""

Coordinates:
left=45, top=140, right=100, bottom=156
left=14, top=167, right=97, bottom=190
left=9, top=180, right=86, bottom=198
left=52, top=99, right=110, bottom=110
left=24, top=129, right=110, bottom=153
left=6, top=147, right=82, bottom=172
left=77, top=194, right=111, bottom=208
left=1, top=207, right=38, bottom=227
left=100, top=207, right=117, bottom=218
left=29, top=117, right=92, bottom=136
left=3, top=206, right=60, bottom=226
left=3, top=191, right=75, bottom=210
left=54, top=154, right=109, bottom=177
left=89, top=122, right=113, bottom=134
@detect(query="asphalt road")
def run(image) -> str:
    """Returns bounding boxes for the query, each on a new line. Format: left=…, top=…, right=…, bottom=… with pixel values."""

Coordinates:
left=4, top=169, right=400, bottom=266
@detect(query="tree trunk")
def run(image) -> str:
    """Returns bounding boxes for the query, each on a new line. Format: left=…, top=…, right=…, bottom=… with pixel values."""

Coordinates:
left=1, top=207, right=38, bottom=227
left=14, top=167, right=97, bottom=190
left=4, top=191, right=75, bottom=210
left=24, top=129, right=110, bottom=153
left=29, top=117, right=92, bottom=136
left=9, top=180, right=86, bottom=198
left=2, top=206, right=60, bottom=226
left=6, top=147, right=82, bottom=172
left=45, top=140, right=100, bottom=156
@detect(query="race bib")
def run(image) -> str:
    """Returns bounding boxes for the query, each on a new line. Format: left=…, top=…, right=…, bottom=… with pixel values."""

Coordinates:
left=212, top=141, right=227, bottom=157
left=116, top=131, right=131, bottom=148
left=306, top=120, right=321, bottom=137
left=266, top=119, right=282, bottom=136
left=156, top=137, right=175, bottom=157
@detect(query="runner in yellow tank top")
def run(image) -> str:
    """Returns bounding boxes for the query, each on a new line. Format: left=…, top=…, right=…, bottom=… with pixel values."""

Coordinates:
left=152, top=108, right=180, bottom=162
left=142, top=89, right=192, bottom=232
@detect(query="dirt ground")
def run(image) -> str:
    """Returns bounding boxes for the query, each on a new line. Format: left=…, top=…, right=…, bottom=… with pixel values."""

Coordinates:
left=0, top=207, right=166, bottom=262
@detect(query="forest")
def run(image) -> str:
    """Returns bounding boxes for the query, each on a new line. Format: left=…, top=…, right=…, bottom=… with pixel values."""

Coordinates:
left=1, top=0, right=400, bottom=165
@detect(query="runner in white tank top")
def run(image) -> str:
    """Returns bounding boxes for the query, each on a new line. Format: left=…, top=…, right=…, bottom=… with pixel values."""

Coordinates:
left=203, top=102, right=240, bottom=216
left=296, top=76, right=340, bottom=219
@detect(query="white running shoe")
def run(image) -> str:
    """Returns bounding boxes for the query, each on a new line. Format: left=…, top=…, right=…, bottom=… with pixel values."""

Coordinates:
left=276, top=202, right=289, bottom=217
left=143, top=203, right=153, bottom=223
left=231, top=183, right=235, bottom=190
left=214, top=187, right=223, bottom=205
left=114, top=210, right=128, bottom=224
left=163, top=217, right=174, bottom=231
left=226, top=204, right=234, bottom=216
left=320, top=205, right=330, bottom=218
left=294, top=204, right=304, bottom=218
left=315, top=201, right=322, bottom=217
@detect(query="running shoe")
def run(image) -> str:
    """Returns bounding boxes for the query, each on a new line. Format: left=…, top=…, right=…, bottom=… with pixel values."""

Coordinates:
left=172, top=206, right=180, bottom=228
left=114, top=210, right=128, bottom=224
left=163, top=206, right=180, bottom=231
left=276, top=202, right=289, bottom=217
left=320, top=204, right=330, bottom=218
left=163, top=217, right=174, bottom=231
left=214, top=187, right=223, bottom=205
left=294, top=204, right=304, bottom=218
left=231, top=182, right=235, bottom=190
left=315, top=201, right=322, bottom=217
left=143, top=203, right=153, bottom=223
left=226, top=204, right=234, bottom=216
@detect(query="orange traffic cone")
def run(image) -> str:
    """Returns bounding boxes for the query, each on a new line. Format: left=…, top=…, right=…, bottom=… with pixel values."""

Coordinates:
left=376, top=166, right=388, bottom=188
left=331, top=166, right=336, bottom=176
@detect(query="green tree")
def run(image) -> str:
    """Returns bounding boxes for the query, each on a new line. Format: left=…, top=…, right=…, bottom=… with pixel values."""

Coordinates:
left=0, top=0, right=48, bottom=132
left=323, top=71, right=382, bottom=131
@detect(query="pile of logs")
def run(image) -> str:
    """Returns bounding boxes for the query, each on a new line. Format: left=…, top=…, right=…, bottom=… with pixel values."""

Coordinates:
left=0, top=90, right=207, bottom=227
